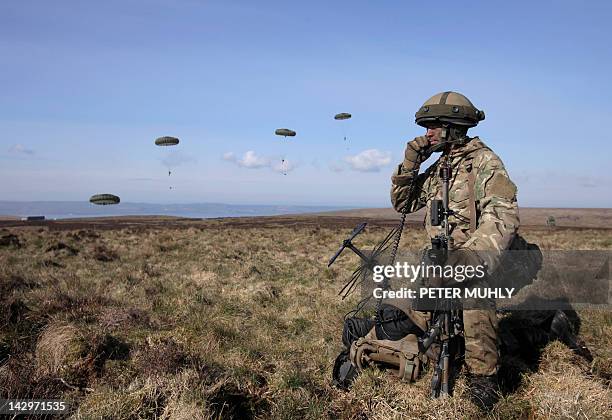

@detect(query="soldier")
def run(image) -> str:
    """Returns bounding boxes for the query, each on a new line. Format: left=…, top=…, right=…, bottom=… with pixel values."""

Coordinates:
left=390, top=91, right=520, bottom=410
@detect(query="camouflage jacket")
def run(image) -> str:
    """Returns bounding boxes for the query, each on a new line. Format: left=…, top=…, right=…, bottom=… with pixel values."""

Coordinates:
left=390, top=137, right=519, bottom=271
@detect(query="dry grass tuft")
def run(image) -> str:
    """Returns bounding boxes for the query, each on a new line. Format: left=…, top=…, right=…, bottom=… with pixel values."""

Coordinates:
left=45, top=241, right=79, bottom=256
left=526, top=342, right=611, bottom=419
left=0, top=272, right=39, bottom=296
left=92, top=244, right=120, bottom=262
left=0, top=233, right=22, bottom=248
left=35, top=323, right=129, bottom=393
left=243, top=281, right=280, bottom=303
left=97, top=306, right=150, bottom=330
left=1, top=296, right=31, bottom=327
left=75, top=369, right=229, bottom=419
left=35, top=323, right=85, bottom=378
left=189, top=270, right=217, bottom=287
left=68, top=229, right=100, bottom=241
left=134, top=336, right=194, bottom=376
left=0, top=352, right=68, bottom=399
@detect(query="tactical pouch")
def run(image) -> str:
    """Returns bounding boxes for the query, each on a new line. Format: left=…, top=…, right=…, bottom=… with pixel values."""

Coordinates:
left=349, top=328, right=425, bottom=382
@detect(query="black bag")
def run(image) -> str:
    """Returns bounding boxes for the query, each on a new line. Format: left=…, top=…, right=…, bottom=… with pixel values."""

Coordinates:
left=332, top=349, right=359, bottom=390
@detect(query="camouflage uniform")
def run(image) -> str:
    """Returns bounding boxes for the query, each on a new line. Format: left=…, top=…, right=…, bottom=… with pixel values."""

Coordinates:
left=390, top=136, right=519, bottom=376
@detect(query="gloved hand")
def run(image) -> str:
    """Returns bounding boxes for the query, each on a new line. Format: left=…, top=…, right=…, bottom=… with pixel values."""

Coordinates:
left=391, top=136, right=431, bottom=187
left=402, top=136, right=431, bottom=172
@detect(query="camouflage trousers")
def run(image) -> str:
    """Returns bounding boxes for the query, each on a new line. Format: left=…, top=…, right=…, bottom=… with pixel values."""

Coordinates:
left=463, top=309, right=498, bottom=376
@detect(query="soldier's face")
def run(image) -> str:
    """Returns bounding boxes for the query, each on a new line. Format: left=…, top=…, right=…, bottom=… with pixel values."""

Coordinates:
left=425, top=126, right=444, bottom=147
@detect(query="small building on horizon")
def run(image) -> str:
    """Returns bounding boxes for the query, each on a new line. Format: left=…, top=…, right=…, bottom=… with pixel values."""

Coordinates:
left=20, top=216, right=45, bottom=221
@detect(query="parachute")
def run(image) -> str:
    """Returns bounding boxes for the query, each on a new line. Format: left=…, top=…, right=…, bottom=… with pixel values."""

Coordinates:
left=275, top=128, right=296, bottom=137
left=155, top=136, right=179, bottom=189
left=335, top=112, right=352, bottom=145
left=274, top=128, right=296, bottom=175
left=89, top=194, right=120, bottom=205
left=155, top=136, right=180, bottom=146
left=334, top=113, right=352, bottom=120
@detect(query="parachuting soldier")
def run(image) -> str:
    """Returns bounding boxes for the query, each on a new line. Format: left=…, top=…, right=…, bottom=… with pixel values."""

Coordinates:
left=155, top=136, right=179, bottom=186
left=390, top=91, right=519, bottom=410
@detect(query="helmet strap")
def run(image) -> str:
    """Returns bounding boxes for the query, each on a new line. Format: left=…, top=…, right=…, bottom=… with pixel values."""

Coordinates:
left=429, top=124, right=470, bottom=154
left=428, top=125, right=451, bottom=154
left=435, top=125, right=470, bottom=156
left=441, top=126, right=449, bottom=140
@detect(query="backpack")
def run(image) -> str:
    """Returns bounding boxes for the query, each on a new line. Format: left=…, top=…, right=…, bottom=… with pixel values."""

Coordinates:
left=349, top=327, right=426, bottom=382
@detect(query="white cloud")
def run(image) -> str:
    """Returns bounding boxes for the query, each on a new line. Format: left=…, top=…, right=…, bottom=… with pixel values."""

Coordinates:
left=223, top=150, right=271, bottom=169
left=344, top=149, right=391, bottom=172
left=238, top=151, right=269, bottom=168
left=223, top=151, right=299, bottom=173
left=8, top=144, right=35, bottom=155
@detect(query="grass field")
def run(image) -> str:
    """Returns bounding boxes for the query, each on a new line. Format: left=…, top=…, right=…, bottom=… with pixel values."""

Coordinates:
left=1, top=216, right=610, bottom=419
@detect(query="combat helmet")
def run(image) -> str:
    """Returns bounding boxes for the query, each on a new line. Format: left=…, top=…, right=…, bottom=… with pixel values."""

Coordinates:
left=415, top=91, right=485, bottom=128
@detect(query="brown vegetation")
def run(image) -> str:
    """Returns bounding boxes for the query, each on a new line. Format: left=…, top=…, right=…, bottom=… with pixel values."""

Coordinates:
left=0, top=216, right=610, bottom=418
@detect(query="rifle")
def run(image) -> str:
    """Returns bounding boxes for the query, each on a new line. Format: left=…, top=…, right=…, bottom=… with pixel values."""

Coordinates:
left=417, top=156, right=465, bottom=398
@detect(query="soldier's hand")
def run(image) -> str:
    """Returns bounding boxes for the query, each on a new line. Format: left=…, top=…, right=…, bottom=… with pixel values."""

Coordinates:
left=402, top=136, right=431, bottom=172
left=391, top=137, right=430, bottom=186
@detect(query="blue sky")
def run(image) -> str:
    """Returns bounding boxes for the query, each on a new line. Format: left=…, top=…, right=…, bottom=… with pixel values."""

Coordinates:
left=1, top=0, right=610, bottom=207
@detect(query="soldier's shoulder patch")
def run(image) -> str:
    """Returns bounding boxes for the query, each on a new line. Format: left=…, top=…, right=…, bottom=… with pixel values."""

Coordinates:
left=487, top=173, right=517, bottom=199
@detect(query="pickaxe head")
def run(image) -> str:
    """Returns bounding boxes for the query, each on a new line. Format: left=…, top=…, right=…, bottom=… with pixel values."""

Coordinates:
left=328, top=223, right=367, bottom=267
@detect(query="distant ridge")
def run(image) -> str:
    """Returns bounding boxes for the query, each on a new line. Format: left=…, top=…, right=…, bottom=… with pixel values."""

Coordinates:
left=309, top=207, right=612, bottom=228
left=0, top=201, right=351, bottom=220
left=1, top=201, right=609, bottom=228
